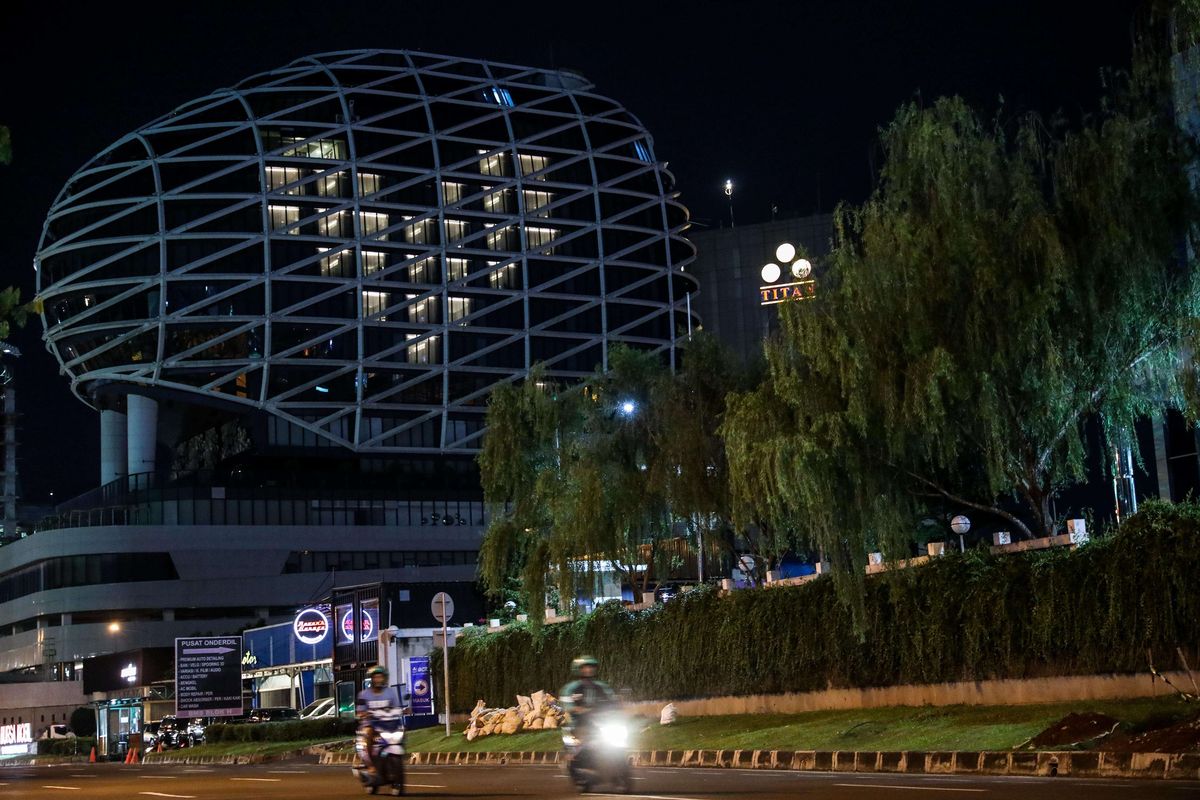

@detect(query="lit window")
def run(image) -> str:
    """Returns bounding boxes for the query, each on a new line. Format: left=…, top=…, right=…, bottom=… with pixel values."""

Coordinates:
left=525, top=226, right=558, bottom=250
left=483, top=86, right=515, bottom=107
left=444, top=219, right=468, bottom=243
left=360, top=211, right=390, bottom=240
left=269, top=204, right=301, bottom=234
left=282, top=136, right=346, bottom=160
left=316, top=173, right=346, bottom=197
left=485, top=224, right=514, bottom=251
left=358, top=172, right=381, bottom=196
left=478, top=150, right=507, bottom=178
left=633, top=140, right=653, bottom=163
left=317, top=247, right=347, bottom=277
left=361, top=250, right=387, bottom=275
left=488, top=262, right=517, bottom=289
left=406, top=334, right=438, bottom=365
left=362, top=290, right=389, bottom=320
left=517, top=153, right=548, bottom=180
left=408, top=256, right=434, bottom=283
left=317, top=209, right=343, bottom=238
left=483, top=187, right=511, bottom=214
left=447, top=296, right=472, bottom=322
left=523, top=189, right=553, bottom=212
left=265, top=166, right=303, bottom=194
left=404, top=217, right=434, bottom=244
left=445, top=257, right=469, bottom=281
left=441, top=181, right=464, bottom=205
left=406, top=294, right=433, bottom=324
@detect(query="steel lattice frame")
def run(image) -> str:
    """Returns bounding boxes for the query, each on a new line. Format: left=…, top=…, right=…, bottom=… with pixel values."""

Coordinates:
left=36, top=49, right=697, bottom=453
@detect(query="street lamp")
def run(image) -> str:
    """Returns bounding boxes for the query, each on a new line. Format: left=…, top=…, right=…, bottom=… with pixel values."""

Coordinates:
left=950, top=515, right=971, bottom=552
left=618, top=400, right=637, bottom=417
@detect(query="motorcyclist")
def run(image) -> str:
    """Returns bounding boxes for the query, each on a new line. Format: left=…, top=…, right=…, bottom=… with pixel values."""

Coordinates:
left=356, top=665, right=402, bottom=776
left=559, top=655, right=617, bottom=774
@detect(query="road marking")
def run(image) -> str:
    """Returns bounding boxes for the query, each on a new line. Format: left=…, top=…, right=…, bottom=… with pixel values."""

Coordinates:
left=407, top=772, right=442, bottom=775
left=600, top=795, right=710, bottom=800
left=833, top=785, right=987, bottom=793
left=41, top=787, right=82, bottom=791
left=138, top=793, right=195, bottom=799
left=406, top=784, right=447, bottom=789
left=139, top=775, right=178, bottom=778
left=267, top=770, right=307, bottom=773
left=230, top=777, right=282, bottom=782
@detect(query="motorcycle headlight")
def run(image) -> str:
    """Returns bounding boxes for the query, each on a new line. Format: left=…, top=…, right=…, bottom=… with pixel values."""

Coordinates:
left=381, top=730, right=406, bottom=745
left=561, top=733, right=579, bottom=747
left=598, top=723, right=628, bottom=748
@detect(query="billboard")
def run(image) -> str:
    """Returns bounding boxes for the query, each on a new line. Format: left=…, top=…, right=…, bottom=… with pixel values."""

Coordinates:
left=407, top=656, right=433, bottom=715
left=175, top=636, right=243, bottom=718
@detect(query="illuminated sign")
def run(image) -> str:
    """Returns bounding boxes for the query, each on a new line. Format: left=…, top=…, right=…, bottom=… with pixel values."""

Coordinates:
left=0, top=723, right=32, bottom=745
left=340, top=609, right=375, bottom=643
left=760, top=280, right=816, bottom=305
left=121, top=663, right=138, bottom=683
left=293, top=605, right=331, bottom=646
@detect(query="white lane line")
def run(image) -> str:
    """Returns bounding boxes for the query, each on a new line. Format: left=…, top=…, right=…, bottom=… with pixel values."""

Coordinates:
left=406, top=784, right=447, bottom=789
left=407, top=772, right=442, bottom=775
left=139, top=793, right=196, bottom=799
left=230, top=777, right=282, bottom=782
left=41, top=787, right=82, bottom=791
left=267, top=770, right=307, bottom=773
left=595, top=795, right=710, bottom=800
left=833, top=785, right=987, bottom=793
left=139, top=775, right=178, bottom=778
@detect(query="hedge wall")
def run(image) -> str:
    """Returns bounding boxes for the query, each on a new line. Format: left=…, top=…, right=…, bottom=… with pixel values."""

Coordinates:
left=204, top=717, right=354, bottom=743
left=37, top=737, right=94, bottom=756
left=438, top=502, right=1200, bottom=711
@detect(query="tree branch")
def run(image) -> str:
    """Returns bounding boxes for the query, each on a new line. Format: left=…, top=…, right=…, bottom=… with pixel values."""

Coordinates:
left=899, top=467, right=1035, bottom=540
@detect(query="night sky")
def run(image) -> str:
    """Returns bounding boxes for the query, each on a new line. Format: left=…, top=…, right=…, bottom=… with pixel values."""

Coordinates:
left=0, top=0, right=1142, bottom=503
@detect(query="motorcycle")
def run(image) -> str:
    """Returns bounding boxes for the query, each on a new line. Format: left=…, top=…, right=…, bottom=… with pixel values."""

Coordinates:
left=351, top=707, right=406, bottom=796
left=562, top=711, right=633, bottom=794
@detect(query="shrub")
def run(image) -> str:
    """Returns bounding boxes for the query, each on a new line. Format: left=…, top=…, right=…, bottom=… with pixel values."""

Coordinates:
left=438, top=502, right=1200, bottom=710
left=37, top=737, right=94, bottom=756
left=204, top=717, right=354, bottom=743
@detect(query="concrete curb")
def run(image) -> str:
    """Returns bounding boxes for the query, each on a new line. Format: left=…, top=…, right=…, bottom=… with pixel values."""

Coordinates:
left=316, top=748, right=1200, bottom=780
left=142, top=754, right=268, bottom=765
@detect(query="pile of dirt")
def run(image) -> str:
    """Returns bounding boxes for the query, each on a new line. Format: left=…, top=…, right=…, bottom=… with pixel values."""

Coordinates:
left=1104, top=712, right=1200, bottom=753
left=1027, top=712, right=1121, bottom=749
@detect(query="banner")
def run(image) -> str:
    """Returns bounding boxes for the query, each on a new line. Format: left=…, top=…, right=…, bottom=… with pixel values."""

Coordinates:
left=408, top=656, right=433, bottom=715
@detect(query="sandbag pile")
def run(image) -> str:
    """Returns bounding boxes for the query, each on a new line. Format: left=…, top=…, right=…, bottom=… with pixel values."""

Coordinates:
left=465, top=690, right=564, bottom=741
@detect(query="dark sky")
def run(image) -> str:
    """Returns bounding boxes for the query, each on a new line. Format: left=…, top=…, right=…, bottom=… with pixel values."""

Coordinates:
left=0, top=0, right=1142, bottom=502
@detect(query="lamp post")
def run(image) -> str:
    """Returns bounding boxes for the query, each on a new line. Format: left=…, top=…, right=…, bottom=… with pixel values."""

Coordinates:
left=950, top=515, right=971, bottom=552
left=724, top=179, right=735, bottom=228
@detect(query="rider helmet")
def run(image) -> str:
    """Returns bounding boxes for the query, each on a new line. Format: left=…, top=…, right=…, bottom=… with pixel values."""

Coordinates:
left=368, top=665, right=389, bottom=679
left=570, top=655, right=599, bottom=677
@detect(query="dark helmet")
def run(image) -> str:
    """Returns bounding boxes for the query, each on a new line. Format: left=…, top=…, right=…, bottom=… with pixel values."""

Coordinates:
left=571, top=655, right=599, bottom=677
left=368, top=665, right=389, bottom=679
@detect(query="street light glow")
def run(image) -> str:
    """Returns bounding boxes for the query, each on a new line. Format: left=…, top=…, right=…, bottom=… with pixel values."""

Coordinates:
left=619, top=400, right=637, bottom=416
left=108, top=622, right=121, bottom=633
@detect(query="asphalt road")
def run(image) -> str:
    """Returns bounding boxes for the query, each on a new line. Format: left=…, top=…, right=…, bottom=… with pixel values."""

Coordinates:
left=0, top=761, right=1198, bottom=799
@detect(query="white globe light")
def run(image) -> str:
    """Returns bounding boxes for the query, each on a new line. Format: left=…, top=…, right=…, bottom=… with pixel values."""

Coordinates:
left=760, top=263, right=781, bottom=283
left=950, top=515, right=971, bottom=535
left=775, top=243, right=796, bottom=263
left=792, top=258, right=812, bottom=279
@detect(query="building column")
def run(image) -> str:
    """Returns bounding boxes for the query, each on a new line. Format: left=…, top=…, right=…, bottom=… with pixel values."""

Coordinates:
left=100, top=409, right=128, bottom=485
left=126, top=395, right=158, bottom=478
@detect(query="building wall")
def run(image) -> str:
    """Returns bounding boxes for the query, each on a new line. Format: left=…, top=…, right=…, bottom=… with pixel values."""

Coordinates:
left=686, top=214, right=834, bottom=363
left=0, top=680, right=87, bottom=734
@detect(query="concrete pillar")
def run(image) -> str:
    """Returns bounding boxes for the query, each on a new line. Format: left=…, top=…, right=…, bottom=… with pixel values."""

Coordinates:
left=100, top=409, right=128, bottom=485
left=126, top=395, right=158, bottom=478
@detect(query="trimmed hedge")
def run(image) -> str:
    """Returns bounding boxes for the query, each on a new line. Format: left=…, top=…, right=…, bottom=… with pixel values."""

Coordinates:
left=439, top=501, right=1200, bottom=711
left=204, top=717, right=354, bottom=743
left=36, top=737, right=94, bottom=756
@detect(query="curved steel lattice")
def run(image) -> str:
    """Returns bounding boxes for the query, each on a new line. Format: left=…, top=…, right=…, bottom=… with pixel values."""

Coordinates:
left=36, top=50, right=697, bottom=453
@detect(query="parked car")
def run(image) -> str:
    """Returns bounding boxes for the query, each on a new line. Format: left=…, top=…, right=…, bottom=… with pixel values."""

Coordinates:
left=247, top=706, right=300, bottom=723
left=186, top=717, right=208, bottom=744
left=143, top=721, right=161, bottom=749
left=157, top=716, right=194, bottom=748
left=299, top=698, right=335, bottom=719
left=37, top=724, right=75, bottom=740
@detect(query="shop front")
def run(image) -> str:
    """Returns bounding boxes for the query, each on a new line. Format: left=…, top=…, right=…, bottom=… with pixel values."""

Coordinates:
left=83, top=648, right=172, bottom=759
left=242, top=606, right=334, bottom=711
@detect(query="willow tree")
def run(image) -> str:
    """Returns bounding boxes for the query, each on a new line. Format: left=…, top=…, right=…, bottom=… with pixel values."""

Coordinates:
left=478, top=347, right=676, bottom=621
left=724, top=60, right=1199, bottom=572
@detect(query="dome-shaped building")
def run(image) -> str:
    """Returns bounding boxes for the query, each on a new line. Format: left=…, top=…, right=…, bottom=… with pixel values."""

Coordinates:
left=0, top=51, right=697, bottom=679
left=37, top=49, right=696, bottom=465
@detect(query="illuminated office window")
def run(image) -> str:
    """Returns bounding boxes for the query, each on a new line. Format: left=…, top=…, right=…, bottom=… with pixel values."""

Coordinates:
left=485, top=224, right=515, bottom=251
left=316, top=172, right=348, bottom=197
left=282, top=136, right=346, bottom=160
left=488, top=262, right=517, bottom=289
left=517, top=153, right=548, bottom=180
left=483, top=187, right=511, bottom=214
left=441, top=181, right=464, bottom=205
left=317, top=246, right=348, bottom=277
left=445, top=257, right=469, bottom=282
left=404, top=217, right=434, bottom=244
left=358, top=172, right=382, bottom=196
left=406, top=294, right=434, bottom=324
left=444, top=219, right=468, bottom=243
left=406, top=334, right=438, bottom=365
left=478, top=150, right=507, bottom=178
left=360, top=211, right=390, bottom=240
left=265, top=166, right=303, bottom=194
left=447, top=296, right=472, bottom=322
left=523, top=189, right=553, bottom=213
left=483, top=86, right=514, bottom=107
left=317, top=209, right=344, bottom=238
left=269, top=204, right=301, bottom=234
left=633, top=140, right=653, bottom=162
left=408, top=256, right=434, bottom=284
left=525, top=226, right=558, bottom=250
left=361, top=250, right=387, bottom=276
left=362, top=290, right=389, bottom=320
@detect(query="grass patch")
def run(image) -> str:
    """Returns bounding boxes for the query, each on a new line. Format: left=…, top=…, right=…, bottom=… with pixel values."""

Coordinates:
left=145, top=738, right=336, bottom=760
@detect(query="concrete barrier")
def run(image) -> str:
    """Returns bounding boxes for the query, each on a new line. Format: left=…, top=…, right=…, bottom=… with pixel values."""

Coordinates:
left=320, top=748, right=1199, bottom=780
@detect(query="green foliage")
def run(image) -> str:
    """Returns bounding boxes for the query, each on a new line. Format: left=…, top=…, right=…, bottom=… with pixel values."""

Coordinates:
left=440, top=503, right=1200, bottom=711
left=68, top=707, right=95, bottom=737
left=204, top=717, right=354, bottom=743
left=37, top=737, right=94, bottom=756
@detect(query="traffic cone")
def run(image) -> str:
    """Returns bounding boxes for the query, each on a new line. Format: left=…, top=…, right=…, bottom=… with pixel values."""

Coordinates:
left=132, top=748, right=139, bottom=764
left=88, top=746, right=96, bottom=763
left=124, top=748, right=131, bottom=764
